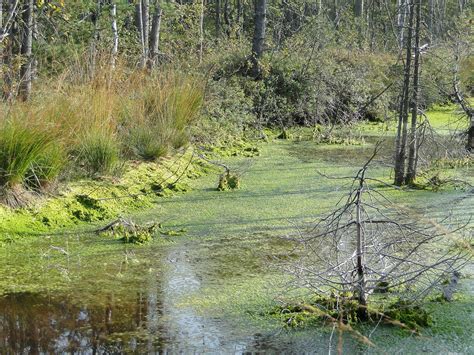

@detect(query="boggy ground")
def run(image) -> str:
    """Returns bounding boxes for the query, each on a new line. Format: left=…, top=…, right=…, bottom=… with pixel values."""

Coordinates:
left=0, top=116, right=473, bottom=353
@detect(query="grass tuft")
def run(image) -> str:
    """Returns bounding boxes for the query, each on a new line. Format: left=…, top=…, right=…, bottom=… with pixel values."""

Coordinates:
left=0, top=120, right=61, bottom=206
left=76, top=131, right=120, bottom=177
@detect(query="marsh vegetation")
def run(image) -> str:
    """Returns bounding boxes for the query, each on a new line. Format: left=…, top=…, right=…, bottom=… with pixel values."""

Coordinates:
left=0, top=0, right=473, bottom=353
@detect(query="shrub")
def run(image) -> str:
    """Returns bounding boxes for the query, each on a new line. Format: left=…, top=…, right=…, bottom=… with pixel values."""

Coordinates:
left=197, top=76, right=255, bottom=145
left=76, top=131, right=119, bottom=177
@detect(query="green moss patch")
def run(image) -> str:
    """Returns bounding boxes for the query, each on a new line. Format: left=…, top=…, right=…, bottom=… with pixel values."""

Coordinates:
left=0, top=149, right=208, bottom=242
left=217, top=172, right=241, bottom=191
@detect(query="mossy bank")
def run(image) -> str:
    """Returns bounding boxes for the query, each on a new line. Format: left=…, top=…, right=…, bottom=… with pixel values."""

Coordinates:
left=0, top=149, right=215, bottom=244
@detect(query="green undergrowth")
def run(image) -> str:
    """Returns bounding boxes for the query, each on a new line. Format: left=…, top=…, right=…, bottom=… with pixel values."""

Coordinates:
left=0, top=136, right=266, bottom=244
left=268, top=297, right=432, bottom=331
left=0, top=149, right=214, bottom=243
left=217, top=172, right=241, bottom=191
left=0, top=136, right=472, bottom=352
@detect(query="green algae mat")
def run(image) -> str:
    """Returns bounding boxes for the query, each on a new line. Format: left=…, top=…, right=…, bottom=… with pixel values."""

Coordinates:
left=0, top=139, right=473, bottom=353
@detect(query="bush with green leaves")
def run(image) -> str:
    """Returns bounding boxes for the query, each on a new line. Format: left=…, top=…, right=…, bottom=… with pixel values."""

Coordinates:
left=196, top=76, right=255, bottom=145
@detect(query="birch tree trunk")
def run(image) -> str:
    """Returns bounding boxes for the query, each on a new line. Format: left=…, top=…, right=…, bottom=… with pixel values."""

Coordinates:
left=251, top=0, right=266, bottom=78
left=136, top=0, right=147, bottom=68
left=394, top=0, right=414, bottom=186
left=19, top=0, right=34, bottom=101
left=452, top=53, right=474, bottom=151
left=397, top=0, right=406, bottom=48
left=2, top=0, right=17, bottom=101
left=110, top=1, right=119, bottom=69
left=0, top=0, right=3, bottom=69
left=148, top=0, right=162, bottom=69
left=141, top=0, right=150, bottom=68
left=405, top=0, right=421, bottom=185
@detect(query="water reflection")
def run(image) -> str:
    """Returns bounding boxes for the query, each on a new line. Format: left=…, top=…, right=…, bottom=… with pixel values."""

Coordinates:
left=0, top=240, right=283, bottom=353
left=0, top=291, right=165, bottom=353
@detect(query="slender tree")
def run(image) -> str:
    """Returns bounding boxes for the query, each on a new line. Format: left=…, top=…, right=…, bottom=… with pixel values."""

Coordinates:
left=405, top=0, right=421, bottom=185
left=141, top=0, right=150, bottom=68
left=215, top=0, right=221, bottom=36
left=110, top=1, right=119, bottom=69
left=18, top=0, right=34, bottom=101
left=148, top=0, right=162, bottom=69
left=251, top=0, right=266, bottom=78
left=394, top=0, right=414, bottom=186
left=198, top=0, right=204, bottom=63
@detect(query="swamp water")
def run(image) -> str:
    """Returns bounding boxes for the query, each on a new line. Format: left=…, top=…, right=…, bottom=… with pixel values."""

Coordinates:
left=1, top=141, right=473, bottom=353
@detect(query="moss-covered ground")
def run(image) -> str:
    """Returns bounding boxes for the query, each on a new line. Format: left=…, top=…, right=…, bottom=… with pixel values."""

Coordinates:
left=0, top=149, right=215, bottom=243
left=0, top=106, right=472, bottom=352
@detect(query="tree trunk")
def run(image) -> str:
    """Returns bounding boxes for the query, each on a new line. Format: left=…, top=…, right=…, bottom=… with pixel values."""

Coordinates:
left=452, top=63, right=474, bottom=151
left=468, top=119, right=474, bottom=151
left=0, top=0, right=3, bottom=70
left=215, top=0, right=221, bottom=36
left=141, top=0, right=150, bottom=68
left=223, top=0, right=230, bottom=36
left=90, top=0, right=102, bottom=78
left=354, top=0, right=364, bottom=17
left=251, top=0, right=266, bottom=78
left=397, top=0, right=406, bottom=48
left=198, top=0, right=204, bottom=63
left=405, top=0, right=421, bottom=185
left=136, top=0, right=148, bottom=68
left=236, top=0, right=242, bottom=37
left=355, top=168, right=368, bottom=319
left=2, top=0, right=18, bottom=101
left=148, top=1, right=162, bottom=69
left=394, top=0, right=414, bottom=186
left=110, top=1, right=119, bottom=69
left=19, top=0, right=34, bottom=101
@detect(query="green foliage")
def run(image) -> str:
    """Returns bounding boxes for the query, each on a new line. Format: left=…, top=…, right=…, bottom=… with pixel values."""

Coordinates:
left=0, top=120, right=60, bottom=195
left=217, top=172, right=240, bottom=191
left=122, top=73, right=203, bottom=161
left=117, top=224, right=156, bottom=245
left=76, top=131, right=119, bottom=177
left=196, top=75, right=254, bottom=145
left=160, top=228, right=187, bottom=236
left=98, top=218, right=159, bottom=245
left=209, top=44, right=395, bottom=129
left=25, top=145, right=66, bottom=190
left=269, top=295, right=365, bottom=329
left=271, top=296, right=433, bottom=332
left=385, top=300, right=433, bottom=330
